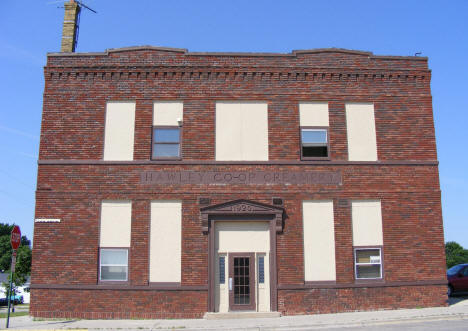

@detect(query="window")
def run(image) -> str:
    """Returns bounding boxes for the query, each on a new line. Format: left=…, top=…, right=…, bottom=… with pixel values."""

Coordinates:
left=219, top=256, right=225, bottom=284
left=153, top=101, right=183, bottom=160
left=99, top=201, right=131, bottom=283
left=301, top=128, right=329, bottom=158
left=354, top=248, right=382, bottom=279
left=447, top=264, right=464, bottom=276
left=258, top=256, right=265, bottom=284
left=99, top=248, right=128, bottom=281
left=299, top=102, right=330, bottom=160
left=152, top=127, right=181, bottom=159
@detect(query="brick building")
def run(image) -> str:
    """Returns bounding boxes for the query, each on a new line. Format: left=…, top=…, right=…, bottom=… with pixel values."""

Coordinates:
left=31, top=2, right=447, bottom=319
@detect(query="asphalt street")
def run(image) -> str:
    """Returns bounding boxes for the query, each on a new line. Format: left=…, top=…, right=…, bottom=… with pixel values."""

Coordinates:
left=322, top=319, right=468, bottom=331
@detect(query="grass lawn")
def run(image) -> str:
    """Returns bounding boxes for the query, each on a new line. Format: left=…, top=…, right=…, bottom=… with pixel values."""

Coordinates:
left=0, top=311, right=29, bottom=318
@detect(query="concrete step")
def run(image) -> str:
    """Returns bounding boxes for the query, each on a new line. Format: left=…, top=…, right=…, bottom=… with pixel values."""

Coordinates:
left=204, top=311, right=281, bottom=320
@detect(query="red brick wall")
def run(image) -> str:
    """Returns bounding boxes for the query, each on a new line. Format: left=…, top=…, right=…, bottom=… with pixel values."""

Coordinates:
left=40, top=49, right=436, bottom=161
left=31, top=48, right=446, bottom=318
left=30, top=289, right=207, bottom=319
left=279, top=285, right=447, bottom=315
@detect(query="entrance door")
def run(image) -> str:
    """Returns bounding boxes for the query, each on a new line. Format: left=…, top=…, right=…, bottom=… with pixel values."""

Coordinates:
left=229, top=253, right=255, bottom=311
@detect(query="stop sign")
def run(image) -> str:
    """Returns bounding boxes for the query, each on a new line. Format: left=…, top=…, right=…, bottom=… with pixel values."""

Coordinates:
left=11, top=225, right=21, bottom=250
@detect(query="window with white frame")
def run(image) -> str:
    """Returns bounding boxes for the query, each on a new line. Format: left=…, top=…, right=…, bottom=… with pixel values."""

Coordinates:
left=153, top=101, right=183, bottom=160
left=152, top=127, right=181, bottom=158
left=354, top=248, right=382, bottom=279
left=99, top=248, right=129, bottom=281
left=299, top=102, right=330, bottom=159
left=99, top=201, right=132, bottom=283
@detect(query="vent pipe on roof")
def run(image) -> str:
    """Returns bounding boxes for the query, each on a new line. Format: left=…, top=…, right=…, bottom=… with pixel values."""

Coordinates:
left=60, top=0, right=81, bottom=52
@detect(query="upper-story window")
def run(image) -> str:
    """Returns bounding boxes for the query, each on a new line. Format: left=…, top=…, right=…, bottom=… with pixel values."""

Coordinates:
left=301, top=129, right=328, bottom=158
left=153, top=127, right=181, bottom=158
left=215, top=102, right=269, bottom=161
left=153, top=102, right=183, bottom=160
left=299, top=102, right=329, bottom=160
left=345, top=103, right=377, bottom=161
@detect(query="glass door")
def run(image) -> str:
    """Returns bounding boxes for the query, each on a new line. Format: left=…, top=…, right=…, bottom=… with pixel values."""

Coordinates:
left=228, top=253, right=255, bottom=310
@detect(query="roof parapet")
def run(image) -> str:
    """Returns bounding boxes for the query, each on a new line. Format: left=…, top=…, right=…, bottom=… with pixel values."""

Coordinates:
left=48, top=46, right=428, bottom=61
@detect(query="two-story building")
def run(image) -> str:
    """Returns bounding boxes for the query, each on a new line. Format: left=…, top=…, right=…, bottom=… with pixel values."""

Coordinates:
left=31, top=3, right=447, bottom=319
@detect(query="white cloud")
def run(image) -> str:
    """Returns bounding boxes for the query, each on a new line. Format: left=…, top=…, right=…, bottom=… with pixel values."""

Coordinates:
left=0, top=125, right=38, bottom=140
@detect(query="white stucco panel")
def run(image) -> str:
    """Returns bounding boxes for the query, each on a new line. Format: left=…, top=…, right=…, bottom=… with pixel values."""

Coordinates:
left=352, top=200, right=383, bottom=246
left=100, top=201, right=132, bottom=247
left=103, top=101, right=135, bottom=161
left=215, top=221, right=270, bottom=252
left=302, top=201, right=336, bottom=281
left=299, top=102, right=329, bottom=126
left=240, top=103, right=269, bottom=160
left=345, top=103, right=378, bottom=161
left=215, top=102, right=268, bottom=161
left=150, top=201, right=182, bottom=283
left=215, top=102, right=243, bottom=160
left=153, top=101, right=183, bottom=126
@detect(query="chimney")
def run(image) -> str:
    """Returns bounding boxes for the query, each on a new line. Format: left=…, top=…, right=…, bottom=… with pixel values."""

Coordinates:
left=61, top=0, right=81, bottom=52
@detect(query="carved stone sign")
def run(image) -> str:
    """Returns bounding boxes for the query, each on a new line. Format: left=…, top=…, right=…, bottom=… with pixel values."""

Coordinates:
left=141, top=171, right=341, bottom=185
left=200, top=199, right=285, bottom=233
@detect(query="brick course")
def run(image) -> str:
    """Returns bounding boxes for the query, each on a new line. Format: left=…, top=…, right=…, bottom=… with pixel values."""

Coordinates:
left=32, top=47, right=446, bottom=318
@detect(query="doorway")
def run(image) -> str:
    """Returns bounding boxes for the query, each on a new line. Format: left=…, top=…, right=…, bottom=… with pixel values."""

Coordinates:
left=200, top=199, right=284, bottom=313
left=214, top=221, right=270, bottom=312
left=229, top=253, right=255, bottom=310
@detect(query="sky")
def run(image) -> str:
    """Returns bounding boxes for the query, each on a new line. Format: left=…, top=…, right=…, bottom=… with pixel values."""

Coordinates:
left=0, top=0, right=467, bottom=248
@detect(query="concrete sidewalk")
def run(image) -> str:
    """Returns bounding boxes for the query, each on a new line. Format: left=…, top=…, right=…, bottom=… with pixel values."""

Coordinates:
left=2, top=298, right=468, bottom=330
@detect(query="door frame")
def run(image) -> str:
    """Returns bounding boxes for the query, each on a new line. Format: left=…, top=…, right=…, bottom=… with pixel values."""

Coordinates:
left=201, top=199, right=284, bottom=313
left=228, top=252, right=256, bottom=311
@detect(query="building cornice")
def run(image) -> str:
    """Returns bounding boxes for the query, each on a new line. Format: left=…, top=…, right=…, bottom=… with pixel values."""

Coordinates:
left=44, top=47, right=430, bottom=83
left=37, top=160, right=439, bottom=166
left=44, top=67, right=430, bottom=84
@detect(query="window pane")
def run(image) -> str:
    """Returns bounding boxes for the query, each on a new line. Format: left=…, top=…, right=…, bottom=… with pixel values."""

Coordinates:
left=101, top=249, right=128, bottom=265
left=447, top=265, right=464, bottom=276
left=356, top=265, right=381, bottom=279
left=258, top=256, right=265, bottom=284
left=100, top=266, right=127, bottom=281
left=303, top=146, right=328, bottom=157
left=302, top=129, right=327, bottom=144
left=153, top=144, right=180, bottom=158
left=154, top=128, right=180, bottom=142
left=219, top=256, right=225, bottom=284
left=356, top=249, right=380, bottom=263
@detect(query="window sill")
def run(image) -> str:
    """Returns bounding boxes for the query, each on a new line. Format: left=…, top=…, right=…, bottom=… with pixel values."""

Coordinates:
left=151, top=157, right=182, bottom=161
left=304, top=281, right=337, bottom=287
left=301, top=157, right=331, bottom=161
left=98, top=280, right=130, bottom=285
left=354, top=279, right=385, bottom=285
